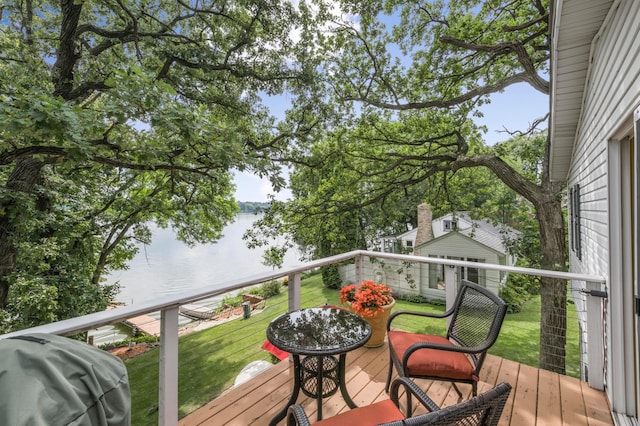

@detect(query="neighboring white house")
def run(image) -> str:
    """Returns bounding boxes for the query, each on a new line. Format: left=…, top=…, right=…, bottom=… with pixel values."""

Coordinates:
left=379, top=228, right=418, bottom=254
left=550, top=0, right=640, bottom=422
left=378, top=204, right=518, bottom=298
left=415, top=212, right=518, bottom=297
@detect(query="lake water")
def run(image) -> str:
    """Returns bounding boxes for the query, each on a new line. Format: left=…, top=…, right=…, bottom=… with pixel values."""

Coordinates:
left=109, top=213, right=302, bottom=305
left=92, top=213, right=301, bottom=345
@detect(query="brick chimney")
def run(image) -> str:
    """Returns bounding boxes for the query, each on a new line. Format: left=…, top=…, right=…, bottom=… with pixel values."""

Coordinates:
left=414, top=203, right=434, bottom=251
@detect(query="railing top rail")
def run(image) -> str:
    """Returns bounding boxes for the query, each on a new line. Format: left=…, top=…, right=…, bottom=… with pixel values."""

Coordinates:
left=356, top=250, right=605, bottom=283
left=0, top=249, right=605, bottom=339
left=0, top=251, right=362, bottom=339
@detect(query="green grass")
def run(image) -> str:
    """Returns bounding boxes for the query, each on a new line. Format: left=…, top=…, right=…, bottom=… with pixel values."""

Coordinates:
left=125, top=274, right=330, bottom=425
left=124, top=275, right=580, bottom=424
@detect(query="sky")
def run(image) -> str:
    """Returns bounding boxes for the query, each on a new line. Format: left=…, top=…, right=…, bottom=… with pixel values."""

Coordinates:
left=233, top=82, right=549, bottom=202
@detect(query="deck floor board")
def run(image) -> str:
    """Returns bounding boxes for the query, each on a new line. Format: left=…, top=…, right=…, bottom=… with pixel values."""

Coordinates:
left=179, top=345, right=613, bottom=426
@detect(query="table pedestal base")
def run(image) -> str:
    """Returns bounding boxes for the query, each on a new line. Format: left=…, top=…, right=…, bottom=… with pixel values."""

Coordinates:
left=269, top=354, right=358, bottom=425
left=301, top=355, right=339, bottom=398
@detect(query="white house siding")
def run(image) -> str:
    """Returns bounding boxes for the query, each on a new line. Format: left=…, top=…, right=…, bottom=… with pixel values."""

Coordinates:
left=340, top=215, right=513, bottom=301
left=338, top=256, right=506, bottom=304
left=380, top=228, right=418, bottom=254
left=565, top=0, right=640, bottom=416
left=567, top=0, right=638, bottom=290
left=337, top=256, right=421, bottom=297
left=416, top=232, right=503, bottom=296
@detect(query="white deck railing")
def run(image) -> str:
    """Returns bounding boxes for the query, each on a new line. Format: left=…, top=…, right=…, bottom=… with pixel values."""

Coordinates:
left=0, top=250, right=606, bottom=426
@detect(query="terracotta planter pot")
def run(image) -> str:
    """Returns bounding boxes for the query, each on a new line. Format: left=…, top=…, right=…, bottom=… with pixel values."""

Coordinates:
left=362, top=299, right=395, bottom=348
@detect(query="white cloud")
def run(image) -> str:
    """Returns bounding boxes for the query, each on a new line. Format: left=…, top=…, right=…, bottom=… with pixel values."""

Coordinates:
left=233, top=170, right=292, bottom=202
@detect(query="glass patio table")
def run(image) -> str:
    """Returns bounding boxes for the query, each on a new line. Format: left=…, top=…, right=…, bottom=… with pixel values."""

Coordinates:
left=266, top=306, right=372, bottom=425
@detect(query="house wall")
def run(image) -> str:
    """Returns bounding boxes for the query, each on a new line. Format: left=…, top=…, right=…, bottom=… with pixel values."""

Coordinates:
left=569, top=0, right=640, bottom=276
left=379, top=229, right=417, bottom=254
left=415, top=232, right=504, bottom=296
left=566, top=0, right=640, bottom=415
left=569, top=0, right=639, bottom=276
left=338, top=238, right=509, bottom=303
left=337, top=256, right=423, bottom=298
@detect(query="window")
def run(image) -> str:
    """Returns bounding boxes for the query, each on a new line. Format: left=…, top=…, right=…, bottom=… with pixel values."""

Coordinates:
left=428, top=263, right=441, bottom=289
left=569, top=184, right=582, bottom=260
left=465, top=258, right=486, bottom=287
left=428, top=256, right=485, bottom=289
left=428, top=256, right=446, bottom=290
left=443, top=220, right=457, bottom=231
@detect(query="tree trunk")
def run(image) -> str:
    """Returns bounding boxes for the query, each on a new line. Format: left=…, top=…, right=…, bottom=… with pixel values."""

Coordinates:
left=0, top=157, right=44, bottom=308
left=535, top=194, right=568, bottom=374
left=460, top=154, right=569, bottom=373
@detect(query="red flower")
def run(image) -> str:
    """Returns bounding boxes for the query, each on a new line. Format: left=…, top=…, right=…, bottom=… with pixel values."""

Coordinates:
left=339, top=281, right=394, bottom=318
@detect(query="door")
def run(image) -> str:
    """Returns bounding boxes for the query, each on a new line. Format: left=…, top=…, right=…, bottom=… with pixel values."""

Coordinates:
left=634, top=109, right=640, bottom=419
left=608, top=125, right=636, bottom=417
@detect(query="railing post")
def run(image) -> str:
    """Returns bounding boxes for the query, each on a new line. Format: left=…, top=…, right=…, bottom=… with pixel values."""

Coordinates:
left=355, top=254, right=364, bottom=283
left=585, top=280, right=605, bottom=390
left=159, top=306, right=179, bottom=426
left=288, top=273, right=301, bottom=312
left=444, top=265, right=456, bottom=328
left=444, top=265, right=456, bottom=309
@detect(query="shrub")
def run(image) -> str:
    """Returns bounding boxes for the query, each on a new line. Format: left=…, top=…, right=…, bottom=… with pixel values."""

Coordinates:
left=397, top=293, right=429, bottom=304
left=218, top=293, right=242, bottom=309
left=321, top=264, right=342, bottom=289
left=99, top=335, right=158, bottom=351
left=499, top=274, right=537, bottom=313
left=250, top=280, right=282, bottom=299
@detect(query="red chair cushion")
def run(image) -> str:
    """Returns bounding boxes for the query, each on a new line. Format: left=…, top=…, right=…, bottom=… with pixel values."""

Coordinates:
left=315, top=399, right=405, bottom=426
left=261, top=340, right=289, bottom=361
left=388, top=331, right=476, bottom=380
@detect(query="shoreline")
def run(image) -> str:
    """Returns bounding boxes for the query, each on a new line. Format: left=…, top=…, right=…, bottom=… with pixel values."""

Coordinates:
left=108, top=304, right=266, bottom=360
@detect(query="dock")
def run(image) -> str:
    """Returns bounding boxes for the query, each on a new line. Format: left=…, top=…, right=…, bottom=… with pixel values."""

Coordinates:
left=125, top=314, right=161, bottom=336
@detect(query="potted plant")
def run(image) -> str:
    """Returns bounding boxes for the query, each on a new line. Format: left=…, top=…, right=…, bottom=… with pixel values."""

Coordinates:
left=340, top=281, right=395, bottom=347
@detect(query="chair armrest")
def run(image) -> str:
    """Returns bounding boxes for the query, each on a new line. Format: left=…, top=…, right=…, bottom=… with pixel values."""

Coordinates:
left=286, top=404, right=312, bottom=426
left=402, top=340, right=489, bottom=367
left=386, top=309, right=452, bottom=331
left=389, top=377, right=441, bottom=414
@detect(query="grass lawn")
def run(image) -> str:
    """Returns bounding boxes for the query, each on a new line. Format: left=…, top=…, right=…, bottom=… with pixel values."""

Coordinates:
left=124, top=274, right=580, bottom=425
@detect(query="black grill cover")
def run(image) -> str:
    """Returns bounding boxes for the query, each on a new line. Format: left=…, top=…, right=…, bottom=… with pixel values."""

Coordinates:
left=0, top=333, right=130, bottom=425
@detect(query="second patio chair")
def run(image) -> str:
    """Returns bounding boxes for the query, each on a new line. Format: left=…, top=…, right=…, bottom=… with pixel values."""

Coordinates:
left=385, top=279, right=508, bottom=398
left=287, top=378, right=512, bottom=426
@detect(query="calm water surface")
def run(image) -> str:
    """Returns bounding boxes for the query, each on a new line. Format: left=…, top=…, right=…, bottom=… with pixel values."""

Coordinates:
left=109, top=213, right=302, bottom=305
left=92, top=214, right=301, bottom=345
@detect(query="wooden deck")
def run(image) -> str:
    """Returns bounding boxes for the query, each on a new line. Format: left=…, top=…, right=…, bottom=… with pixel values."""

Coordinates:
left=180, top=343, right=613, bottom=426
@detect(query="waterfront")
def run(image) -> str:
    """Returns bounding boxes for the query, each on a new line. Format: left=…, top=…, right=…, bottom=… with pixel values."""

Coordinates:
left=91, top=213, right=301, bottom=344
left=109, top=213, right=301, bottom=305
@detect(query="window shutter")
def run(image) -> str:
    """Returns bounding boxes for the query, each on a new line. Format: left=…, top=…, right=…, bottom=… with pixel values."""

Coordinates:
left=571, top=184, right=582, bottom=260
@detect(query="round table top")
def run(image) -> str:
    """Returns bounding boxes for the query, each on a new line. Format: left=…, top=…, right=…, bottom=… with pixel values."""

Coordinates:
left=267, top=307, right=372, bottom=356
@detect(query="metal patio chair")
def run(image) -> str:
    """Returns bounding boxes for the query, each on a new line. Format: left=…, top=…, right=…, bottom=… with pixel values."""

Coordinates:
left=385, top=279, right=508, bottom=398
left=286, top=378, right=512, bottom=426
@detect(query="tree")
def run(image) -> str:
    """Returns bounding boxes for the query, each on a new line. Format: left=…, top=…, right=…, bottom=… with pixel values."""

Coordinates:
left=246, top=126, right=427, bottom=264
left=0, top=1, right=315, bottom=330
left=323, top=0, right=565, bottom=373
left=256, top=0, right=564, bottom=373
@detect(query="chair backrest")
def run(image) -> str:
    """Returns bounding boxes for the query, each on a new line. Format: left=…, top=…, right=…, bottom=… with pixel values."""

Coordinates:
left=447, top=280, right=508, bottom=353
left=383, top=381, right=512, bottom=426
